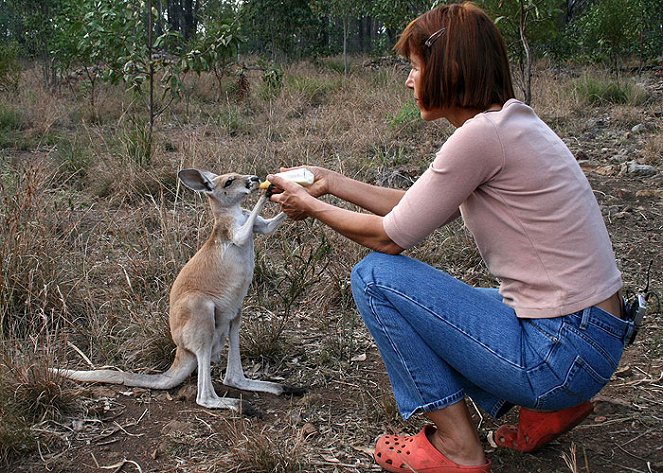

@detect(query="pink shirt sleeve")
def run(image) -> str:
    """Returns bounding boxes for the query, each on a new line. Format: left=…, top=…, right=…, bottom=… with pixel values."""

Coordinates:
left=383, top=120, right=504, bottom=249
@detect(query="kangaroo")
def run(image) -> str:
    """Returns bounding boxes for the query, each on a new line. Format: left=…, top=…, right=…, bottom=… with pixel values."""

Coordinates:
left=52, top=169, right=288, bottom=410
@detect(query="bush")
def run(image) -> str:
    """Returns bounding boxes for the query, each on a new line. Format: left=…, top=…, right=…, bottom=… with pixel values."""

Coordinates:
left=259, top=66, right=284, bottom=100
left=0, top=104, right=24, bottom=132
left=572, top=75, right=649, bottom=106
left=389, top=100, right=421, bottom=130
left=55, top=135, right=94, bottom=178
left=0, top=42, right=21, bottom=93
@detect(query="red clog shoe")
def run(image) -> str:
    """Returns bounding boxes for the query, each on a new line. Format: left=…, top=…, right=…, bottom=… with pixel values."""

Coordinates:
left=374, top=424, right=491, bottom=473
left=495, top=401, right=594, bottom=453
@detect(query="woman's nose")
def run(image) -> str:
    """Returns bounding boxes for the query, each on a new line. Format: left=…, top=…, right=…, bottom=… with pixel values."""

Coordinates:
left=406, top=73, right=414, bottom=89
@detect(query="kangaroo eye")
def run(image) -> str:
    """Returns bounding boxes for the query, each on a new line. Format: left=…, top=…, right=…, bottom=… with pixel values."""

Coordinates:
left=223, top=178, right=235, bottom=188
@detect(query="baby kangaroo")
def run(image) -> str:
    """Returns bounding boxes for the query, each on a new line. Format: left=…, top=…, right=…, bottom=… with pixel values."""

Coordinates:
left=52, top=169, right=288, bottom=410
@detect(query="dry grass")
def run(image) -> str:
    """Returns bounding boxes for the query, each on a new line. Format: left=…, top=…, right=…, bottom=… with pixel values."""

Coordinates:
left=643, top=127, right=663, bottom=166
left=0, top=58, right=661, bottom=470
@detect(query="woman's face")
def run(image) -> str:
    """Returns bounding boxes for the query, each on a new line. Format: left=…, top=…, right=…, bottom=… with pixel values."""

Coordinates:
left=406, top=54, right=445, bottom=122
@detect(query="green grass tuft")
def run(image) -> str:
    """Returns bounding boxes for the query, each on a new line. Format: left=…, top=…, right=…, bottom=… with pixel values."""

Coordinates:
left=572, top=75, right=649, bottom=106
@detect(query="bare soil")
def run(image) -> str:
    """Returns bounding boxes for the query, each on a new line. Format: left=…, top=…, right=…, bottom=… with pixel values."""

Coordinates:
left=2, top=70, right=662, bottom=473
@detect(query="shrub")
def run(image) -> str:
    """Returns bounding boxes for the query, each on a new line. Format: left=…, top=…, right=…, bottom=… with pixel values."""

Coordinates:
left=0, top=42, right=21, bottom=93
left=54, top=135, right=94, bottom=178
left=572, top=75, right=649, bottom=106
left=286, top=74, right=338, bottom=106
left=259, top=66, right=284, bottom=100
left=389, top=100, right=421, bottom=130
left=0, top=104, right=24, bottom=132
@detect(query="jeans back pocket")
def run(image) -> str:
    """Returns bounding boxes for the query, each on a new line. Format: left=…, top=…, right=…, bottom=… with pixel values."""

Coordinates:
left=535, top=355, right=610, bottom=410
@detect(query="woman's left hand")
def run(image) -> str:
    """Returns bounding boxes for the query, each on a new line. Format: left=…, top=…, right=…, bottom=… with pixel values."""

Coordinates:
left=267, top=173, right=312, bottom=221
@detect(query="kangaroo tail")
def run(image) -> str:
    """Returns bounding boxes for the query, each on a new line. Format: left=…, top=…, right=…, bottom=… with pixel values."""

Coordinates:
left=51, top=348, right=197, bottom=390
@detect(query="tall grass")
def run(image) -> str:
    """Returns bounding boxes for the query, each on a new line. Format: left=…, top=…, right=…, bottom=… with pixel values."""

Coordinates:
left=572, top=74, right=650, bottom=106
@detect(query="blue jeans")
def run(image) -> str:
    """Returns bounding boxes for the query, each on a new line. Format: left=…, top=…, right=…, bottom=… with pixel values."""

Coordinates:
left=350, top=253, right=635, bottom=420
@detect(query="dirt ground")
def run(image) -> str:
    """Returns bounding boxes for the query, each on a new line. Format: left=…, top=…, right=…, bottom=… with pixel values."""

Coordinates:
left=3, top=75, right=662, bottom=473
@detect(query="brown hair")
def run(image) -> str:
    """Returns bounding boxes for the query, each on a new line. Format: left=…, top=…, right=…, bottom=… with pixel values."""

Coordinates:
left=394, top=2, right=514, bottom=111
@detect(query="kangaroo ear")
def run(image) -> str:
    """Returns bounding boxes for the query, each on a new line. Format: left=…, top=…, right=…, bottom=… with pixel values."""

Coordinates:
left=178, top=169, right=218, bottom=192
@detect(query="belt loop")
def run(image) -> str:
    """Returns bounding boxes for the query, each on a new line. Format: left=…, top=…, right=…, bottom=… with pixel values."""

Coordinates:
left=624, top=321, right=636, bottom=346
left=580, top=307, right=591, bottom=330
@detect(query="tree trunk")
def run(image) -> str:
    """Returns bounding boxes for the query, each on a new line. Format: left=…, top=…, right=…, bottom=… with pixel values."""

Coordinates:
left=343, top=17, right=348, bottom=76
left=154, top=0, right=164, bottom=36
left=147, top=0, right=155, bottom=154
left=519, top=0, right=532, bottom=104
left=182, top=0, right=196, bottom=40
left=167, top=0, right=181, bottom=35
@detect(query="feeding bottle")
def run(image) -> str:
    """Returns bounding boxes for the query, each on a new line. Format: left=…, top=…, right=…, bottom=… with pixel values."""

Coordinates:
left=259, top=168, right=315, bottom=189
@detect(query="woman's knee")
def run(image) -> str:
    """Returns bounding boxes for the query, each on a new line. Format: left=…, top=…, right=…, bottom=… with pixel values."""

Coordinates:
left=351, top=252, right=394, bottom=292
left=351, top=252, right=395, bottom=311
left=351, top=253, right=375, bottom=298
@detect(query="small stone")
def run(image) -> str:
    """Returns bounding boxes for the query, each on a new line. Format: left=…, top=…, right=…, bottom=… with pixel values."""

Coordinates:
left=175, top=384, right=197, bottom=402
left=626, top=161, right=657, bottom=177
left=631, top=123, right=646, bottom=134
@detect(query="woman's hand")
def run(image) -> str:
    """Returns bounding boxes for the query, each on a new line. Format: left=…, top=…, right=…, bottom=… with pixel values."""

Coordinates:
left=267, top=166, right=337, bottom=220
left=278, top=165, right=335, bottom=199
left=267, top=171, right=315, bottom=221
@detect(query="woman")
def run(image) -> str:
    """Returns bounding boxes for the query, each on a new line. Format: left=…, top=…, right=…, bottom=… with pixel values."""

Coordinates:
left=268, top=3, right=633, bottom=472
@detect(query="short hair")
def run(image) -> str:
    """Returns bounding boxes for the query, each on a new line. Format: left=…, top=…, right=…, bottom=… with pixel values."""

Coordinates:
left=394, top=2, right=515, bottom=111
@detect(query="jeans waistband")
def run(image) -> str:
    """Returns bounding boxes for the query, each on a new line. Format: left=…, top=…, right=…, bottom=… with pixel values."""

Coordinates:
left=577, top=306, right=636, bottom=345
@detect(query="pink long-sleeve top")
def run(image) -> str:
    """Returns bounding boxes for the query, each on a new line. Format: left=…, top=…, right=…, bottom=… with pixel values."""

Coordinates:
left=383, top=99, right=622, bottom=318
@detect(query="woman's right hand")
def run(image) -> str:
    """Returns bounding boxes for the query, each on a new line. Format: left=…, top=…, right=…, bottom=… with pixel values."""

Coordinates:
left=277, top=165, right=336, bottom=199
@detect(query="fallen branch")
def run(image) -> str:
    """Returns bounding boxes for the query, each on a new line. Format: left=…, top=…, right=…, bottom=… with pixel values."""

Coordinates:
left=91, top=452, right=144, bottom=473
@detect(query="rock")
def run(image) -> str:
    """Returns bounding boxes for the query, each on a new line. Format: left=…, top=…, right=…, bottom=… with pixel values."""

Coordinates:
left=625, top=161, right=657, bottom=177
left=175, top=384, right=197, bottom=402
left=631, top=123, right=646, bottom=134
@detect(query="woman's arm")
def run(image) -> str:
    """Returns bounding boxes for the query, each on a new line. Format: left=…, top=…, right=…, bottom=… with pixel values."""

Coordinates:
left=267, top=172, right=404, bottom=254
left=325, top=171, right=405, bottom=216
left=284, top=166, right=405, bottom=216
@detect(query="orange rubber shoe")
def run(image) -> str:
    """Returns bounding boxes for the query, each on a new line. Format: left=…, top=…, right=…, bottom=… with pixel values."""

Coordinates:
left=374, top=425, right=491, bottom=473
left=494, top=401, right=594, bottom=453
